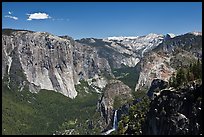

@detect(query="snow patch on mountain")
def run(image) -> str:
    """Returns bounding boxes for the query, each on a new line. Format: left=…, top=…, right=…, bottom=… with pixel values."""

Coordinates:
left=121, top=57, right=140, bottom=67
left=166, top=33, right=176, bottom=38
left=104, top=33, right=164, bottom=58
left=189, top=32, right=202, bottom=36
left=106, top=36, right=139, bottom=41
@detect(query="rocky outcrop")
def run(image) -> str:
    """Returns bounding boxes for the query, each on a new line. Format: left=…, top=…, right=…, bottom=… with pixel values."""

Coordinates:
left=147, top=79, right=169, bottom=99
left=2, top=29, right=111, bottom=98
left=143, top=82, right=202, bottom=135
left=97, top=80, right=133, bottom=131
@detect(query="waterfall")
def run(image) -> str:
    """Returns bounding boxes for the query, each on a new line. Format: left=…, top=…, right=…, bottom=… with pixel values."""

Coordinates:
left=113, top=110, right=118, bottom=130
left=102, top=110, right=118, bottom=135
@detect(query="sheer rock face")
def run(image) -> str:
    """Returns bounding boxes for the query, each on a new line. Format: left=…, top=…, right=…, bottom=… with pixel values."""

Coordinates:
left=135, top=33, right=202, bottom=92
left=2, top=30, right=111, bottom=98
left=98, top=80, right=133, bottom=129
left=143, top=82, right=202, bottom=135
left=72, top=42, right=112, bottom=84
left=135, top=52, right=175, bottom=92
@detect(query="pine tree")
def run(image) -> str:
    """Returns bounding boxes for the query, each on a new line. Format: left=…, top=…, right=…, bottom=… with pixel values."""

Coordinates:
left=169, top=73, right=177, bottom=88
left=116, top=96, right=150, bottom=135
left=196, top=58, right=202, bottom=79
left=176, top=67, right=186, bottom=86
left=186, top=69, right=194, bottom=82
left=169, top=58, right=202, bottom=88
left=118, top=121, right=125, bottom=135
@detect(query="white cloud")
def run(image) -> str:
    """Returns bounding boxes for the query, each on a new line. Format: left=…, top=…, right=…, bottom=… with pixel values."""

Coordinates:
left=8, top=11, right=12, bottom=15
left=27, top=12, right=51, bottom=21
left=5, top=15, right=18, bottom=20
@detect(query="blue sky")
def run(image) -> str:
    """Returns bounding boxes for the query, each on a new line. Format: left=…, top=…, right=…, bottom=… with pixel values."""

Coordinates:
left=2, top=2, right=202, bottom=39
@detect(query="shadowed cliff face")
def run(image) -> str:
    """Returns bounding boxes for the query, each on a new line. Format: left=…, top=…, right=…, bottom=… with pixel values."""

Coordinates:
left=2, top=30, right=111, bottom=98
left=147, top=79, right=169, bottom=99
left=143, top=82, right=202, bottom=135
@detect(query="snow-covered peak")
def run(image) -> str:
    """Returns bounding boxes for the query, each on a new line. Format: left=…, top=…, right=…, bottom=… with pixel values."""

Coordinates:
left=145, top=33, right=163, bottom=38
left=106, top=36, right=139, bottom=41
left=106, top=33, right=163, bottom=41
left=189, top=31, right=202, bottom=36
left=89, top=38, right=96, bottom=43
left=102, top=33, right=165, bottom=58
left=166, top=33, right=176, bottom=38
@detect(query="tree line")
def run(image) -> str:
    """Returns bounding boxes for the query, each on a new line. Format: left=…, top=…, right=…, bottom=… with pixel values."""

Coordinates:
left=169, top=58, right=202, bottom=88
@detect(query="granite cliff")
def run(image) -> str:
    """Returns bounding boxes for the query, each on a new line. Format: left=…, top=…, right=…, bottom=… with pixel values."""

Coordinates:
left=2, top=29, right=111, bottom=98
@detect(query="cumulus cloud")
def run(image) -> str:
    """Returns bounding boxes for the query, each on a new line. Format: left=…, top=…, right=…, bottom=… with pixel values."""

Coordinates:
left=5, top=15, right=18, bottom=20
left=27, top=12, right=51, bottom=20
